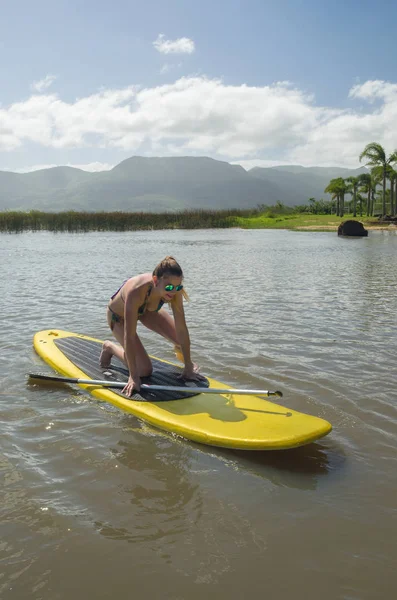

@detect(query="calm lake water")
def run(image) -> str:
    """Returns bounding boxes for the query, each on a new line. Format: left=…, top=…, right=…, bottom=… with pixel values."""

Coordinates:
left=1, top=228, right=397, bottom=600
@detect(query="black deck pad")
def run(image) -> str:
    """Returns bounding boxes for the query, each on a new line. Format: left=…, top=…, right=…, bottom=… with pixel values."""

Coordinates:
left=54, top=336, right=209, bottom=402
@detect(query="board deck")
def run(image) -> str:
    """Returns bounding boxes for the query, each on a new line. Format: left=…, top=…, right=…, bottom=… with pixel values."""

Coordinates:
left=33, top=329, right=332, bottom=450
left=53, top=334, right=210, bottom=401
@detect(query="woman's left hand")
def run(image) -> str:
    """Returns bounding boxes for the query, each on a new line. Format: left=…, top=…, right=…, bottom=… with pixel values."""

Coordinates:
left=178, top=362, right=206, bottom=382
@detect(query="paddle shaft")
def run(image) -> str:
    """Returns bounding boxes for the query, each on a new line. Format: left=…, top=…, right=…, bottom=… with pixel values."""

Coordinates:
left=28, top=373, right=282, bottom=397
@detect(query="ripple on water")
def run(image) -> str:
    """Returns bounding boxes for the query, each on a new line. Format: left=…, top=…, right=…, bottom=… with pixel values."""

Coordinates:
left=1, top=229, right=397, bottom=598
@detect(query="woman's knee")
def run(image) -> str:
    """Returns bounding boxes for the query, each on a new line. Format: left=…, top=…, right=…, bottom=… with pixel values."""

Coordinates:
left=141, top=311, right=179, bottom=345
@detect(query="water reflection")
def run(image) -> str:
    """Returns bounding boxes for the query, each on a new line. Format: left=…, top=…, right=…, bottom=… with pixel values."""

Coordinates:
left=94, top=426, right=202, bottom=545
left=195, top=438, right=346, bottom=491
left=108, top=413, right=344, bottom=493
left=2, top=229, right=397, bottom=600
left=231, top=439, right=344, bottom=477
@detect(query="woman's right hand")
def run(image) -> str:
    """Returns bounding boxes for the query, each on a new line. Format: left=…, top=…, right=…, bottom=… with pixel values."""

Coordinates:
left=122, top=375, right=141, bottom=397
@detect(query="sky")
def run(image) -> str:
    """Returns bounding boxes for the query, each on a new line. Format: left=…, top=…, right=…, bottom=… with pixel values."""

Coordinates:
left=1, top=0, right=397, bottom=173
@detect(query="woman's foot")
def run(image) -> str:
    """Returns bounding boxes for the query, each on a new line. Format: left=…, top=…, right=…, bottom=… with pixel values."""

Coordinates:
left=100, top=341, right=113, bottom=368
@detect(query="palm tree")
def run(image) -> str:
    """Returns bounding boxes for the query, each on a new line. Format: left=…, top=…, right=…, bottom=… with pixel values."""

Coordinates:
left=357, top=173, right=372, bottom=216
left=324, top=179, right=339, bottom=215
left=345, top=176, right=360, bottom=217
left=388, top=167, right=397, bottom=216
left=370, top=168, right=382, bottom=215
left=356, top=193, right=365, bottom=216
left=324, top=177, right=348, bottom=216
left=359, top=143, right=397, bottom=216
left=371, top=165, right=396, bottom=215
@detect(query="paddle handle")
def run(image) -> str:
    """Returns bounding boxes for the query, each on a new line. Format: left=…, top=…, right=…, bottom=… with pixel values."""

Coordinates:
left=28, top=373, right=283, bottom=397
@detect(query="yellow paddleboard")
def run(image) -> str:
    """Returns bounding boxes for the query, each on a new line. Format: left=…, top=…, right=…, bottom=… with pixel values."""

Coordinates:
left=33, top=329, right=332, bottom=450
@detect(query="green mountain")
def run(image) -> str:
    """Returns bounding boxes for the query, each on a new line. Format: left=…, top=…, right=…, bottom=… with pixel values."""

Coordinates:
left=248, top=164, right=368, bottom=205
left=0, top=157, right=367, bottom=212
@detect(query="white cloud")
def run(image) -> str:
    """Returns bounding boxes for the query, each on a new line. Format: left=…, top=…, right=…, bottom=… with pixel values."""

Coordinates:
left=73, top=161, right=114, bottom=172
left=31, top=74, right=57, bottom=93
left=160, top=62, right=183, bottom=75
left=4, top=162, right=114, bottom=173
left=234, top=159, right=299, bottom=170
left=153, top=34, right=195, bottom=54
left=1, top=78, right=397, bottom=168
left=349, top=79, right=397, bottom=102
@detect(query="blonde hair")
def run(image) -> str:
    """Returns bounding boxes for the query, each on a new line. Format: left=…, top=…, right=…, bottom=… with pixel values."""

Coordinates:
left=153, top=256, right=189, bottom=302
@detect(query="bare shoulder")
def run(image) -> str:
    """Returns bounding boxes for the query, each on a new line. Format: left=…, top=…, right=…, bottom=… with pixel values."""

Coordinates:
left=123, top=273, right=152, bottom=302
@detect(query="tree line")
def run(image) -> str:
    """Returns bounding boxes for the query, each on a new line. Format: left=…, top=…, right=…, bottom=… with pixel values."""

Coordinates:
left=324, top=142, right=397, bottom=218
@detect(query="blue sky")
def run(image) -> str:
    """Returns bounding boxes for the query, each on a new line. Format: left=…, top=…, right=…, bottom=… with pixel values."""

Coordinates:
left=1, top=0, right=397, bottom=172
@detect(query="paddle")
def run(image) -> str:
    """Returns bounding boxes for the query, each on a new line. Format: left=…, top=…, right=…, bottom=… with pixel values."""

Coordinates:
left=28, top=373, right=283, bottom=397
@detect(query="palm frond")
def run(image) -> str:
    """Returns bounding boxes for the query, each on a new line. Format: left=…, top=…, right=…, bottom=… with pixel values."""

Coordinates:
left=359, top=142, right=386, bottom=165
left=388, top=166, right=397, bottom=181
left=370, top=165, right=383, bottom=179
left=388, top=151, right=397, bottom=164
left=357, top=172, right=371, bottom=184
left=345, top=175, right=359, bottom=186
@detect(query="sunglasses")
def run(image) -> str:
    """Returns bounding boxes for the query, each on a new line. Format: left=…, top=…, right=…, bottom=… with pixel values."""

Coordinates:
left=164, top=284, right=184, bottom=292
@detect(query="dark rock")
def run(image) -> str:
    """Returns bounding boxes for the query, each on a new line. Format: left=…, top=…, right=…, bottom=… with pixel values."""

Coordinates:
left=338, top=220, right=368, bottom=237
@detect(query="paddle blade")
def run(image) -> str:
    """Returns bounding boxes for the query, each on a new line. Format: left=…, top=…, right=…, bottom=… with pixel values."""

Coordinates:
left=28, top=373, right=79, bottom=384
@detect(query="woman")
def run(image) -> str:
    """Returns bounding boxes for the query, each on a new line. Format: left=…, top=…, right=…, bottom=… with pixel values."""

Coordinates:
left=100, top=256, right=203, bottom=396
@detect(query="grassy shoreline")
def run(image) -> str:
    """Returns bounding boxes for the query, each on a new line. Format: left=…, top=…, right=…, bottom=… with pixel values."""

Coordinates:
left=0, top=209, right=394, bottom=233
left=232, top=213, right=395, bottom=231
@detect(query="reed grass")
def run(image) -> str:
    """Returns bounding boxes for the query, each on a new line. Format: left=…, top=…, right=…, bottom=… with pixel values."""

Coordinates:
left=0, top=208, right=386, bottom=233
left=0, top=209, right=246, bottom=233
